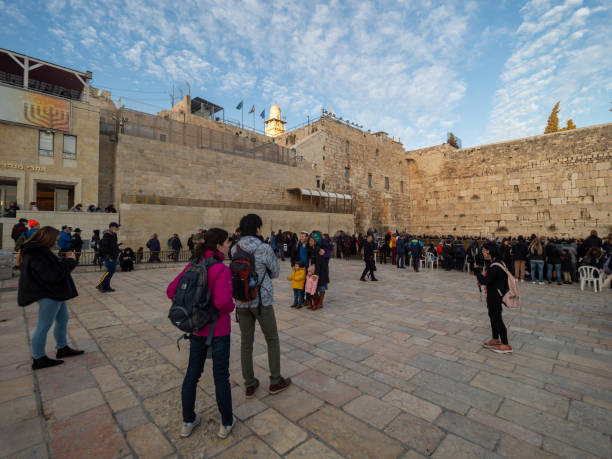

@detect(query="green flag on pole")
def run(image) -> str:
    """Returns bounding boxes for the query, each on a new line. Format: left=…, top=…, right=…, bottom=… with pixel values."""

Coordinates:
left=236, top=100, right=243, bottom=110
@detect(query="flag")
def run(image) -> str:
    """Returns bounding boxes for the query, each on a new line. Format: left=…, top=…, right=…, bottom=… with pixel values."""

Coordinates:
left=236, top=100, right=243, bottom=110
left=248, top=105, right=255, bottom=114
left=260, top=109, right=265, bottom=119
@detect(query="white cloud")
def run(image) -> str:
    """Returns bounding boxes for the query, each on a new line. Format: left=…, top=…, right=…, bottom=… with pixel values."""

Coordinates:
left=484, top=0, right=612, bottom=143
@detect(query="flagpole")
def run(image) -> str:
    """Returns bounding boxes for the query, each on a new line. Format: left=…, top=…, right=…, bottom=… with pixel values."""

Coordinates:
left=253, top=111, right=255, bottom=131
left=242, top=105, right=244, bottom=129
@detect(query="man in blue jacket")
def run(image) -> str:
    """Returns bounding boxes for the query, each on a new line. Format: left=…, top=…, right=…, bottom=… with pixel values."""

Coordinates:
left=58, top=225, right=73, bottom=255
left=408, top=237, right=424, bottom=272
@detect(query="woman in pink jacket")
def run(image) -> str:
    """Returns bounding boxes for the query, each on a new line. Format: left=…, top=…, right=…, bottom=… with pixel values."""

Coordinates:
left=167, top=228, right=235, bottom=439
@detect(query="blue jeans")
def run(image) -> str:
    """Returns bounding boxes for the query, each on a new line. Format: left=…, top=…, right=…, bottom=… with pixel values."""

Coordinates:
left=98, top=258, right=116, bottom=290
left=182, top=334, right=232, bottom=426
left=547, top=263, right=562, bottom=284
left=31, top=299, right=68, bottom=359
left=530, top=260, right=544, bottom=282
left=293, top=289, right=304, bottom=305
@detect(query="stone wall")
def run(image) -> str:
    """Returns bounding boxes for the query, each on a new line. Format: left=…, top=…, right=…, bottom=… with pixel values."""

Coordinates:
left=112, top=134, right=354, bottom=247
left=289, top=117, right=412, bottom=233
left=406, top=123, right=612, bottom=238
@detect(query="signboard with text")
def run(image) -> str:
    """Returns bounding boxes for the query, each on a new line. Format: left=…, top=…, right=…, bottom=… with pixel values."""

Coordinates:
left=0, top=84, right=70, bottom=132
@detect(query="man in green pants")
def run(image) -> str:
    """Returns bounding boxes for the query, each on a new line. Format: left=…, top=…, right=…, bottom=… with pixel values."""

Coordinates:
left=232, top=214, right=291, bottom=398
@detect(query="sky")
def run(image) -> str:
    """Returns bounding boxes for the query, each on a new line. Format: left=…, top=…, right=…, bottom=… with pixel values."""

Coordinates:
left=1, top=0, right=610, bottom=149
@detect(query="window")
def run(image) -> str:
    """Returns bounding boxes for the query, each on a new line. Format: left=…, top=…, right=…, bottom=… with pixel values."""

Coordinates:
left=345, top=167, right=350, bottom=181
left=375, top=148, right=379, bottom=159
left=368, top=173, right=372, bottom=188
left=39, top=131, right=54, bottom=157
left=345, top=140, right=349, bottom=154
left=63, top=135, right=77, bottom=160
left=400, top=180, right=404, bottom=193
left=316, top=176, right=321, bottom=188
left=385, top=177, right=389, bottom=190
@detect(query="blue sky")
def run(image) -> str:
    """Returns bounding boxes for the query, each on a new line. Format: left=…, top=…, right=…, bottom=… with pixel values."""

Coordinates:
left=1, top=0, right=610, bottom=149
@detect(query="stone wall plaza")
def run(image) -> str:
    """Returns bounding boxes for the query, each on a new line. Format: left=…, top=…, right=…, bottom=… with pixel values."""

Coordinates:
left=405, top=123, right=612, bottom=237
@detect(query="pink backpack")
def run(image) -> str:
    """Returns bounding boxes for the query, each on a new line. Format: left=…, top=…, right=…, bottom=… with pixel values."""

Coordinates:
left=490, top=262, right=521, bottom=309
left=305, top=274, right=318, bottom=295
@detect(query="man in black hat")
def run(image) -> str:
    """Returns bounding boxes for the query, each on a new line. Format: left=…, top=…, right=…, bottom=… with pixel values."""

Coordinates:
left=71, top=228, right=83, bottom=262
left=97, top=222, right=120, bottom=292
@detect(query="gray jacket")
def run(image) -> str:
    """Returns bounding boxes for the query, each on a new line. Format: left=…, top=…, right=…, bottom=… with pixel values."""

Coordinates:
left=231, top=236, right=280, bottom=308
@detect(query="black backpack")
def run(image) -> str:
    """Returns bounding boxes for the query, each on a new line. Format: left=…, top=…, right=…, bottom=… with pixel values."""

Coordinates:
left=168, top=257, right=219, bottom=353
left=230, top=245, right=260, bottom=302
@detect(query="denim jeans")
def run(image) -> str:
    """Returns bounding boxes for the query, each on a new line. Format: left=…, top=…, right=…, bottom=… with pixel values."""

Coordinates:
left=98, top=258, right=116, bottom=290
left=237, top=306, right=281, bottom=386
left=292, top=289, right=304, bottom=305
left=182, top=334, right=232, bottom=426
left=547, top=263, right=562, bottom=284
left=31, top=299, right=68, bottom=359
left=530, top=260, right=544, bottom=282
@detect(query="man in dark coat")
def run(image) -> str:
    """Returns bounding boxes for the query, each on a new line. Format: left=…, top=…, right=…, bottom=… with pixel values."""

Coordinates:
left=360, top=234, right=378, bottom=281
left=146, top=234, right=161, bottom=262
left=97, top=222, right=120, bottom=292
left=71, top=228, right=84, bottom=262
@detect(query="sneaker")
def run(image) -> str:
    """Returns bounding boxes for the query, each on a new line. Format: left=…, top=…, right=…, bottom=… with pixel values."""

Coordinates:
left=531, top=281, right=536, bottom=284
left=180, top=414, right=201, bottom=438
left=482, top=339, right=501, bottom=349
left=296, top=303, right=303, bottom=309
left=245, top=379, right=259, bottom=399
left=269, top=377, right=292, bottom=395
left=539, top=281, right=544, bottom=285
left=519, top=279, right=524, bottom=283
left=217, top=416, right=236, bottom=439
left=290, top=303, right=297, bottom=308
left=490, top=344, right=513, bottom=354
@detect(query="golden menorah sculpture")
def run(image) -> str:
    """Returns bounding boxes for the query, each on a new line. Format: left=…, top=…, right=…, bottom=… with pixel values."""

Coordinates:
left=23, top=103, right=69, bottom=131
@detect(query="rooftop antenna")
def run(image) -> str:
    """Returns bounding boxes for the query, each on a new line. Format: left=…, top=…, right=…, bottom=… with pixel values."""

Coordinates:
left=169, top=83, right=175, bottom=107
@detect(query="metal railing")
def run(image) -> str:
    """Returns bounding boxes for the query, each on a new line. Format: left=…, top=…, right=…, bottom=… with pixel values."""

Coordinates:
left=74, top=250, right=193, bottom=266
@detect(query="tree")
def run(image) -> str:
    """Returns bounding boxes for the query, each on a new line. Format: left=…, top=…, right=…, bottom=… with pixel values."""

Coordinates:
left=560, top=119, right=576, bottom=131
left=448, top=132, right=459, bottom=148
left=544, top=101, right=560, bottom=134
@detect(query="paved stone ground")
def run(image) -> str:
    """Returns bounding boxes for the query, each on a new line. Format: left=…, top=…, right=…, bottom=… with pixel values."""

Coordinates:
left=1, top=259, right=611, bottom=458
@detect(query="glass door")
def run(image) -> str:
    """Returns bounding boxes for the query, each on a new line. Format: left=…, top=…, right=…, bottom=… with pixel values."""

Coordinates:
left=54, top=188, right=70, bottom=211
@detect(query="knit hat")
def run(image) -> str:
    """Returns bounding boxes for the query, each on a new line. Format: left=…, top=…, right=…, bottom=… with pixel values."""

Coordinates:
left=310, top=231, right=322, bottom=244
left=28, top=219, right=39, bottom=227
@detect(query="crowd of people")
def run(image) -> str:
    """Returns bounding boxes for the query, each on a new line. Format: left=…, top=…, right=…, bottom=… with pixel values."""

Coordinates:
left=2, top=201, right=118, bottom=216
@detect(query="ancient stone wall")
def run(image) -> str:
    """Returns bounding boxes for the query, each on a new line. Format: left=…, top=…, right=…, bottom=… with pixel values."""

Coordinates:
left=406, top=123, right=612, bottom=238
left=291, top=117, right=411, bottom=233
left=112, top=134, right=354, bottom=247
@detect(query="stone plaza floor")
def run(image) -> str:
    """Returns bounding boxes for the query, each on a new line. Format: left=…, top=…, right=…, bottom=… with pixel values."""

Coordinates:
left=1, top=259, right=611, bottom=458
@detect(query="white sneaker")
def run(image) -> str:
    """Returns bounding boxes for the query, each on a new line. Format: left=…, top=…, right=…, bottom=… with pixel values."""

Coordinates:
left=539, top=281, right=544, bottom=285
left=180, top=413, right=201, bottom=438
left=519, top=279, right=524, bottom=283
left=532, top=281, right=536, bottom=284
left=218, top=416, right=236, bottom=439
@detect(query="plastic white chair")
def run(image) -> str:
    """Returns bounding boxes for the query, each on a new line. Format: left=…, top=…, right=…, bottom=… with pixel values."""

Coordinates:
left=425, top=253, right=438, bottom=270
left=579, top=266, right=602, bottom=292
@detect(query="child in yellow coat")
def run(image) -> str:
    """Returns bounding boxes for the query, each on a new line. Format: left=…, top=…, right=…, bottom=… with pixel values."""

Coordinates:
left=288, top=261, right=306, bottom=308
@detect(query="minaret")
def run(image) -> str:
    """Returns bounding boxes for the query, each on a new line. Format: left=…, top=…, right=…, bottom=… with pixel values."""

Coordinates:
left=265, top=104, right=287, bottom=137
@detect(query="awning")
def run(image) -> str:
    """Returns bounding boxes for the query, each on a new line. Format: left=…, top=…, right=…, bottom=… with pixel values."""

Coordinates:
left=287, top=188, right=352, bottom=200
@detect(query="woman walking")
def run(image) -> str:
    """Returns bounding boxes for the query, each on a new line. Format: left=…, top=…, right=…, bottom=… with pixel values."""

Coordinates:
left=18, top=226, right=83, bottom=370
left=307, top=231, right=330, bottom=310
left=474, top=242, right=512, bottom=354
left=167, top=229, right=235, bottom=439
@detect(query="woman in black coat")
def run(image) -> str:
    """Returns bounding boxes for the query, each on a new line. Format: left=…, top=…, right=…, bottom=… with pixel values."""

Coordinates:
left=18, top=226, right=83, bottom=370
left=474, top=242, right=512, bottom=354
left=307, top=231, right=330, bottom=310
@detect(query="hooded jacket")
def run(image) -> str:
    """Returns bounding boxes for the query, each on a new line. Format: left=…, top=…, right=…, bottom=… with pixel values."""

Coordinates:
left=231, top=236, right=279, bottom=308
left=18, top=242, right=78, bottom=306
left=58, top=231, right=73, bottom=250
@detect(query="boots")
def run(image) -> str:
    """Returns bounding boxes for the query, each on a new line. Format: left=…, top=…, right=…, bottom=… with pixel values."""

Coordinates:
left=307, top=294, right=318, bottom=310
left=315, top=292, right=326, bottom=310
